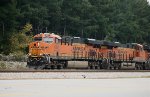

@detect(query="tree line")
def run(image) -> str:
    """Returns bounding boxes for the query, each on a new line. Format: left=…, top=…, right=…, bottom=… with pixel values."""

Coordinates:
left=0, top=0, right=150, bottom=54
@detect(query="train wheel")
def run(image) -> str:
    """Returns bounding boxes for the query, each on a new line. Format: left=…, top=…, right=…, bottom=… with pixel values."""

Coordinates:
left=37, top=65, right=45, bottom=70
left=135, top=64, right=141, bottom=70
left=104, top=64, right=111, bottom=70
left=108, top=66, right=113, bottom=70
left=118, top=65, right=121, bottom=70
left=97, top=66, right=100, bottom=69
left=92, top=66, right=96, bottom=69
left=57, top=65, right=60, bottom=69
left=34, top=66, right=38, bottom=70
left=60, top=65, right=63, bottom=69
left=113, top=66, right=117, bottom=70
left=144, top=63, right=150, bottom=70
left=95, top=66, right=98, bottom=69
left=89, top=65, right=92, bottom=69
left=88, top=66, right=91, bottom=69
left=57, top=65, right=63, bottom=69
left=51, top=65, right=55, bottom=69
left=135, top=66, right=140, bottom=70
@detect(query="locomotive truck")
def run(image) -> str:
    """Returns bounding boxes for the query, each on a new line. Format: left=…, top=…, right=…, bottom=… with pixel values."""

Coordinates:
left=27, top=33, right=150, bottom=70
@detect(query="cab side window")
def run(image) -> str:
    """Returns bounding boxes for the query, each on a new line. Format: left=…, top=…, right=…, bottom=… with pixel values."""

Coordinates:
left=43, top=37, right=53, bottom=43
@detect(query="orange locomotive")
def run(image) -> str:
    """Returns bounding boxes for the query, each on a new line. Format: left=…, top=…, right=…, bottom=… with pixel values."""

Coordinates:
left=27, top=33, right=150, bottom=70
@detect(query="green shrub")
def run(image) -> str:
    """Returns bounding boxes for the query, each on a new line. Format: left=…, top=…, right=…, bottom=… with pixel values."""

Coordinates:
left=1, top=23, right=33, bottom=55
left=0, top=62, right=7, bottom=70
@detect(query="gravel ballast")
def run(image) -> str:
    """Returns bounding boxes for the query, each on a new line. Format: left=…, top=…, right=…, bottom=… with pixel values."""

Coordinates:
left=0, top=72, right=150, bottom=79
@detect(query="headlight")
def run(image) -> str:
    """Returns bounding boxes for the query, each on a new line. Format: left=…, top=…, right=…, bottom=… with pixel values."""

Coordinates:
left=37, top=42, right=40, bottom=47
left=29, top=53, right=31, bottom=56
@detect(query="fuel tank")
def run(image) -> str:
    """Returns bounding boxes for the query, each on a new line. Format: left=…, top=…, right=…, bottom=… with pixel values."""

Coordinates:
left=121, top=62, right=135, bottom=69
left=67, top=61, right=88, bottom=69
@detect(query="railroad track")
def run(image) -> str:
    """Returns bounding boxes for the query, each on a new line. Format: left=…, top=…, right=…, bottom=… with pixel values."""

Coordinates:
left=0, top=69, right=150, bottom=72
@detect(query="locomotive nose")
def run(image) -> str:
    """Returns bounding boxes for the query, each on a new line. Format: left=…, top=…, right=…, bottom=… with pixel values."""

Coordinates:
left=29, top=42, right=44, bottom=56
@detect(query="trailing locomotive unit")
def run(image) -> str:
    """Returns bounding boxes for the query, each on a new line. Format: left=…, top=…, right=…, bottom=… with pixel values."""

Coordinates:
left=27, top=33, right=150, bottom=70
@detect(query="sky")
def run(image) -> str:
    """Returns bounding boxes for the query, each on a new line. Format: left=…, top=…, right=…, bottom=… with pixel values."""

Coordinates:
left=148, top=0, right=150, bottom=4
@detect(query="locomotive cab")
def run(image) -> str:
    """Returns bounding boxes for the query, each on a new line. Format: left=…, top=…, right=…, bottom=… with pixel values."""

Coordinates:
left=29, top=33, right=61, bottom=56
left=33, top=33, right=58, bottom=43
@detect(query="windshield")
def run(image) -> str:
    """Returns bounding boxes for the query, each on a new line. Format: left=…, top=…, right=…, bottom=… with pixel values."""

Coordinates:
left=43, top=37, right=53, bottom=43
left=34, top=37, right=42, bottom=41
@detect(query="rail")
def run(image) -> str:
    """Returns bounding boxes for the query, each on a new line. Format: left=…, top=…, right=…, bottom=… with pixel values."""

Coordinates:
left=0, top=69, right=150, bottom=72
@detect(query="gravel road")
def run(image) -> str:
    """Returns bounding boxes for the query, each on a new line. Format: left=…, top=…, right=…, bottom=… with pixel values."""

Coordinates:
left=0, top=79, right=150, bottom=97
